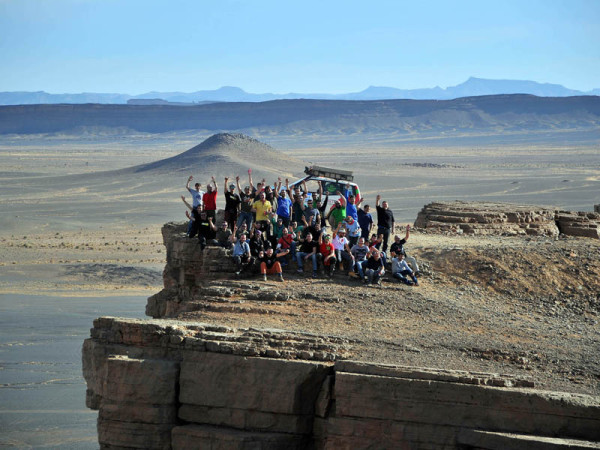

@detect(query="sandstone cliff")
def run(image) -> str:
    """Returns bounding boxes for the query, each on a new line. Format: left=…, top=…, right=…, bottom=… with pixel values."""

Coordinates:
left=83, top=203, right=600, bottom=449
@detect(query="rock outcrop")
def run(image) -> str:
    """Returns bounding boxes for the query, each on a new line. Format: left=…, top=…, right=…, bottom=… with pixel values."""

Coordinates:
left=83, top=317, right=600, bottom=449
left=414, top=201, right=600, bottom=238
left=83, top=212, right=600, bottom=449
left=556, top=210, right=600, bottom=239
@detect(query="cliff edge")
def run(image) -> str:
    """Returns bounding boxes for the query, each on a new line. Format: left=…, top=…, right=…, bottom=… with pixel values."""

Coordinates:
left=83, top=201, right=600, bottom=449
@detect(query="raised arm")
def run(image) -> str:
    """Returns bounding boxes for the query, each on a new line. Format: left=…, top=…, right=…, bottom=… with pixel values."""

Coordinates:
left=405, top=224, right=410, bottom=241
left=375, top=194, right=381, bottom=207
left=336, top=191, right=346, bottom=208
left=186, top=175, right=193, bottom=190
left=248, top=169, right=254, bottom=190
left=333, top=222, right=341, bottom=237
left=235, top=175, right=242, bottom=193
left=208, top=217, right=216, bottom=231
left=274, top=178, right=281, bottom=198
left=300, top=213, right=308, bottom=227
left=224, top=177, right=229, bottom=194
left=181, top=195, right=193, bottom=211
left=285, top=178, right=292, bottom=197
left=211, top=176, right=218, bottom=192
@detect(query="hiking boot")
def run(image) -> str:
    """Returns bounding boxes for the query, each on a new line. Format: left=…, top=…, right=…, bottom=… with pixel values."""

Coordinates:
left=376, top=279, right=382, bottom=286
left=297, top=268, right=303, bottom=274
left=278, top=273, right=285, bottom=282
left=263, top=274, right=267, bottom=281
left=312, top=271, right=318, bottom=278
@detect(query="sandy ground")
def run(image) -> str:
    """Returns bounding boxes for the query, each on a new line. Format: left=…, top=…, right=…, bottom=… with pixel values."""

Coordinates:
left=0, top=225, right=164, bottom=296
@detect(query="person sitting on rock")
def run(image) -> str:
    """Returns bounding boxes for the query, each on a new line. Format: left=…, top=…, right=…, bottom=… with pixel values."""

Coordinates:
left=203, top=176, right=218, bottom=220
left=215, top=221, right=233, bottom=249
left=332, top=223, right=354, bottom=274
left=344, top=215, right=361, bottom=248
left=181, top=196, right=200, bottom=237
left=186, top=208, right=216, bottom=250
left=223, top=177, right=241, bottom=231
left=296, top=232, right=319, bottom=278
left=350, top=237, right=370, bottom=280
left=304, top=219, right=325, bottom=243
left=389, top=225, right=421, bottom=277
left=318, top=233, right=336, bottom=278
left=269, top=213, right=285, bottom=248
left=258, top=247, right=285, bottom=282
left=235, top=222, right=250, bottom=241
left=364, top=249, right=385, bottom=286
left=276, top=227, right=296, bottom=266
left=249, top=229, right=270, bottom=258
left=231, top=231, right=253, bottom=276
left=369, top=233, right=387, bottom=266
left=290, top=220, right=304, bottom=244
left=392, top=252, right=419, bottom=286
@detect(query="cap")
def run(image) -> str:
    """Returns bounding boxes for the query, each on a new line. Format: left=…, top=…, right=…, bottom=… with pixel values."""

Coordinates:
left=229, top=184, right=236, bottom=189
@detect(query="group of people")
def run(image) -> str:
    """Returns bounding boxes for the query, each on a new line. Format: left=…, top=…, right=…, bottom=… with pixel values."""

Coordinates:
left=182, top=171, right=421, bottom=286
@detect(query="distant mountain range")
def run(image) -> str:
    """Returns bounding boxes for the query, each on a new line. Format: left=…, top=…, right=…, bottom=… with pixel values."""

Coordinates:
left=1, top=77, right=599, bottom=105
left=1, top=95, right=599, bottom=136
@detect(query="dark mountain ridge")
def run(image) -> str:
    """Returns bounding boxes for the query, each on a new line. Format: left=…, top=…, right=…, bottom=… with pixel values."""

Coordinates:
left=1, top=94, right=599, bottom=136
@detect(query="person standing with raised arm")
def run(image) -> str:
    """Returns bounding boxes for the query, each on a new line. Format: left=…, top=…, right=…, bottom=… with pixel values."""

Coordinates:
left=236, top=173, right=254, bottom=230
left=274, top=177, right=293, bottom=227
left=223, top=176, right=241, bottom=231
left=203, top=176, right=218, bottom=220
left=375, top=194, right=395, bottom=253
left=185, top=175, right=204, bottom=234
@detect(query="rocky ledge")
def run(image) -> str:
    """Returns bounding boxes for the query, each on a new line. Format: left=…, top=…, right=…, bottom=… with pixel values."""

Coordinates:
left=83, top=317, right=600, bottom=449
left=414, top=201, right=600, bottom=238
left=83, top=203, right=600, bottom=449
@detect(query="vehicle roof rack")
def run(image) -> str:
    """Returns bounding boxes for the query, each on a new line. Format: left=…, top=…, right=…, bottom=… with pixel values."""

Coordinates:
left=304, top=165, right=354, bottom=182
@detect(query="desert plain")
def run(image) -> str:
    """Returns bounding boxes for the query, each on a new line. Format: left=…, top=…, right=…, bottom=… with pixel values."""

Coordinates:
left=0, top=128, right=599, bottom=447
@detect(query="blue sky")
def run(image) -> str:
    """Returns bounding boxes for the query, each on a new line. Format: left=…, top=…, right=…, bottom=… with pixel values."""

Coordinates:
left=0, top=0, right=598, bottom=94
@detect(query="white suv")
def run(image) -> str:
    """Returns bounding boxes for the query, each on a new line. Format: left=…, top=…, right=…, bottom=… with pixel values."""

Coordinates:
left=288, top=165, right=362, bottom=212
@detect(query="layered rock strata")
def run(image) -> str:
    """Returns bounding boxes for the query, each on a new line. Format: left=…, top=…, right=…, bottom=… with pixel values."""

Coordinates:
left=556, top=210, right=600, bottom=239
left=414, top=201, right=600, bottom=238
left=83, top=318, right=600, bottom=449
